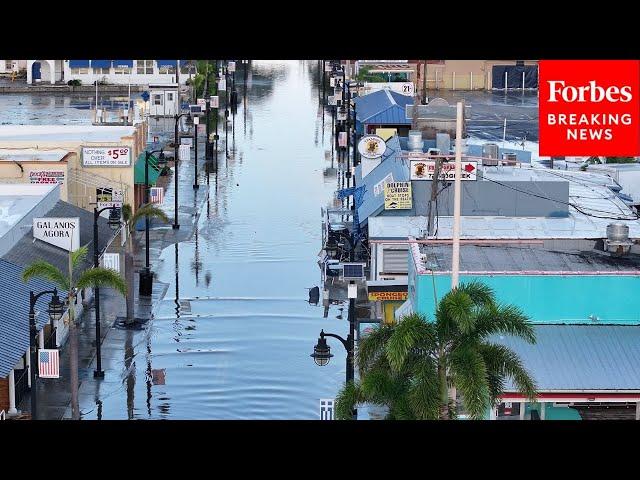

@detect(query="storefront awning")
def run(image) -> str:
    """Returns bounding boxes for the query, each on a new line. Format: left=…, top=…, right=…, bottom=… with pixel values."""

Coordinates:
left=134, top=153, right=161, bottom=185
left=91, top=60, right=111, bottom=69
left=69, top=60, right=90, bottom=68
left=156, top=60, right=177, bottom=68
left=113, top=60, right=133, bottom=68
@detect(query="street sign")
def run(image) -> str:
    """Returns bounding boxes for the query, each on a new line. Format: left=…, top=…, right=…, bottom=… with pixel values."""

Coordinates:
left=384, top=181, right=412, bottom=210
left=400, top=82, right=415, bottom=96
left=320, top=399, right=335, bottom=420
left=357, top=135, right=386, bottom=159
left=410, top=160, right=477, bottom=181
left=101, top=253, right=120, bottom=273
left=97, top=201, right=122, bottom=210
left=210, top=95, right=219, bottom=108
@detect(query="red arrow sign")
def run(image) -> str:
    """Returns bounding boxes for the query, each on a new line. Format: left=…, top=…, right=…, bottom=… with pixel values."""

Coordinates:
left=464, top=163, right=476, bottom=173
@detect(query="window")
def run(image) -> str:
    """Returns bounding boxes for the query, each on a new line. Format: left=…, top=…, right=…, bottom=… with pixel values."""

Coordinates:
left=166, top=92, right=174, bottom=101
left=159, top=65, right=176, bottom=75
left=153, top=94, right=163, bottom=106
left=137, top=60, right=153, bottom=74
left=93, top=67, right=110, bottom=75
left=114, top=67, right=131, bottom=75
left=382, top=247, right=409, bottom=274
left=71, top=67, right=89, bottom=75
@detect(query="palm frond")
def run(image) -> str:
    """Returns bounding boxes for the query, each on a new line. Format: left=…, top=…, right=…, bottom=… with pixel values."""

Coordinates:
left=76, top=267, right=127, bottom=296
left=438, top=290, right=476, bottom=335
left=71, top=245, right=89, bottom=269
left=385, top=313, right=433, bottom=372
left=450, top=346, right=491, bottom=420
left=334, top=380, right=362, bottom=420
left=355, top=323, right=394, bottom=374
left=407, top=357, right=441, bottom=419
left=122, top=204, right=133, bottom=223
left=129, top=204, right=169, bottom=229
left=21, top=261, right=69, bottom=291
left=456, top=281, right=496, bottom=308
left=475, top=304, right=536, bottom=344
left=479, top=343, right=537, bottom=402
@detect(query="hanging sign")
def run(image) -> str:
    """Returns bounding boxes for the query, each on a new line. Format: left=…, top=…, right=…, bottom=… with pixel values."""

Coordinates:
left=179, top=145, right=191, bottom=161
left=33, top=217, right=80, bottom=252
left=228, top=61, right=236, bottom=72
left=357, top=135, right=387, bottom=159
left=82, top=147, right=131, bottom=167
left=337, top=110, right=347, bottom=121
left=210, top=95, right=219, bottom=108
left=180, top=137, right=193, bottom=148
left=29, top=170, right=65, bottom=185
left=218, top=78, right=227, bottom=91
left=368, top=291, right=408, bottom=301
left=197, top=98, right=206, bottom=109
left=384, top=181, right=412, bottom=210
left=410, top=160, right=477, bottom=181
left=101, top=253, right=120, bottom=273
left=338, top=131, right=347, bottom=147
left=330, top=77, right=336, bottom=87
left=325, top=63, right=332, bottom=72
left=328, top=95, right=337, bottom=106
left=96, top=187, right=123, bottom=210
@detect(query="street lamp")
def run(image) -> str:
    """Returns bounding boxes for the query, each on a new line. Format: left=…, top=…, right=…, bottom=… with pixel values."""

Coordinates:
left=29, top=288, right=64, bottom=420
left=311, top=332, right=333, bottom=366
left=173, top=113, right=190, bottom=229
left=93, top=203, right=123, bottom=378
left=139, top=147, right=165, bottom=298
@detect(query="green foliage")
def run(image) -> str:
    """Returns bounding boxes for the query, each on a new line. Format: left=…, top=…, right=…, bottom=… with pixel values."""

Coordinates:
left=67, top=79, right=81, bottom=86
left=605, top=156, right=637, bottom=164
left=334, top=281, right=538, bottom=420
left=76, top=267, right=127, bottom=296
left=22, top=260, right=70, bottom=291
left=129, top=203, right=169, bottom=228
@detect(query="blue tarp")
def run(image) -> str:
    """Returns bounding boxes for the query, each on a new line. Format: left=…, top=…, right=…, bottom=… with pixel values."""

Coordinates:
left=69, top=60, right=90, bottom=68
left=113, top=60, right=133, bottom=68
left=157, top=60, right=178, bottom=68
left=91, top=60, right=112, bottom=68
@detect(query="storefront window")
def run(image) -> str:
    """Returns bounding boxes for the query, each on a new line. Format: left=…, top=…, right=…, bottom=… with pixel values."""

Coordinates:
left=70, top=67, right=89, bottom=75
left=159, top=65, right=176, bottom=75
left=114, top=67, right=131, bottom=75
left=136, top=60, right=153, bottom=74
left=93, top=67, right=110, bottom=75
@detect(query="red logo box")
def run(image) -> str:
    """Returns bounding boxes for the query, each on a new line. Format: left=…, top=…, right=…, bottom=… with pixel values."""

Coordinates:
left=539, top=60, right=640, bottom=157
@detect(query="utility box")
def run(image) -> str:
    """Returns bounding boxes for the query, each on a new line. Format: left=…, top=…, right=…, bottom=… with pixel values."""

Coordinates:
left=148, top=84, right=179, bottom=117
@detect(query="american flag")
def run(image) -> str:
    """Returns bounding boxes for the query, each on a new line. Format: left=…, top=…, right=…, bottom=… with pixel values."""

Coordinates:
left=39, top=349, right=60, bottom=379
left=150, top=187, right=164, bottom=205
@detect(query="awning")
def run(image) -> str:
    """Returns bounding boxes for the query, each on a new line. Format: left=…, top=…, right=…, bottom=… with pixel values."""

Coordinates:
left=91, top=60, right=112, bottom=69
left=113, top=60, right=133, bottom=68
left=134, top=153, right=161, bottom=185
left=69, top=60, right=90, bottom=68
left=156, top=60, right=177, bottom=68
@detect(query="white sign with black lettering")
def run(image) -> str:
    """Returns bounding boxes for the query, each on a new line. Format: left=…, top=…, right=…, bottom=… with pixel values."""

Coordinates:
left=320, top=399, right=335, bottom=420
left=179, top=145, right=191, bottom=161
left=82, top=147, right=131, bottom=167
left=210, top=96, right=219, bottom=108
left=33, top=217, right=80, bottom=252
left=410, top=160, right=477, bottom=181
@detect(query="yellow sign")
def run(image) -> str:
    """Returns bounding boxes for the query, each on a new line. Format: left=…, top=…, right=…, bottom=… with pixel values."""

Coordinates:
left=384, top=181, right=412, bottom=210
left=368, top=291, right=408, bottom=301
left=376, top=128, right=397, bottom=141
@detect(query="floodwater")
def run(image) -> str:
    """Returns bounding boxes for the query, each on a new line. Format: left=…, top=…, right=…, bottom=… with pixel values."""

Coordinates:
left=88, top=61, right=350, bottom=419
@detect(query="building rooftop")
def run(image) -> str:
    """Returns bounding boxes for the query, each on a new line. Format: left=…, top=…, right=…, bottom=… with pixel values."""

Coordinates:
left=0, top=149, right=70, bottom=162
left=0, top=258, right=67, bottom=378
left=354, top=89, right=413, bottom=125
left=0, top=125, right=136, bottom=143
left=0, top=184, right=58, bottom=239
left=415, top=244, right=640, bottom=275
left=492, top=325, right=640, bottom=391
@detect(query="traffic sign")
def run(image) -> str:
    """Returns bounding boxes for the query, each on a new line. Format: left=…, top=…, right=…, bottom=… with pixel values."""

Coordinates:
left=410, top=160, right=477, bottom=181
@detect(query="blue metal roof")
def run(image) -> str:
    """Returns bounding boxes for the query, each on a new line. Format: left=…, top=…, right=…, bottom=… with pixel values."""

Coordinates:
left=69, top=60, right=89, bottom=68
left=492, top=325, right=640, bottom=391
left=354, top=89, right=413, bottom=126
left=354, top=135, right=411, bottom=224
left=0, top=259, right=67, bottom=378
left=91, top=60, right=111, bottom=69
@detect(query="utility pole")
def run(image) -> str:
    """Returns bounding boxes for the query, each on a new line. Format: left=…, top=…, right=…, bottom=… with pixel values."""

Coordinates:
left=422, top=60, right=428, bottom=104
left=426, top=157, right=442, bottom=236
left=451, top=101, right=464, bottom=289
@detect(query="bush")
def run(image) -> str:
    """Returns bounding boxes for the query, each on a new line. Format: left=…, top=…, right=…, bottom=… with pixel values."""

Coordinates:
left=67, top=79, right=81, bottom=86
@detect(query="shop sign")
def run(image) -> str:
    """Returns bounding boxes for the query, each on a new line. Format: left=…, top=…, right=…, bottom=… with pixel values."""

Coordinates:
left=82, top=147, right=131, bottom=167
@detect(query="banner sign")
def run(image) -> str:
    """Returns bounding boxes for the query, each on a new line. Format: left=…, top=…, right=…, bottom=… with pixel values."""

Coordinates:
left=410, top=160, right=477, bottom=181
left=368, top=291, right=408, bottom=301
left=33, top=217, right=80, bottom=252
left=218, top=78, right=226, bottom=91
left=101, top=253, right=120, bottom=273
left=328, top=95, right=337, bottom=106
left=358, top=135, right=387, bottom=159
left=179, top=145, right=191, bottom=161
left=539, top=60, right=640, bottom=156
left=338, top=132, right=347, bottom=147
left=82, top=147, right=131, bottom=167
left=228, top=61, right=236, bottom=72
left=38, top=349, right=59, bottom=379
left=384, top=181, right=412, bottom=210
left=210, top=95, right=219, bottom=108
left=29, top=170, right=65, bottom=185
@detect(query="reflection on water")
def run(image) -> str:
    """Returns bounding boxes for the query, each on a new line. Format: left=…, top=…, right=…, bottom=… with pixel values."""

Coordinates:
left=80, top=61, right=348, bottom=419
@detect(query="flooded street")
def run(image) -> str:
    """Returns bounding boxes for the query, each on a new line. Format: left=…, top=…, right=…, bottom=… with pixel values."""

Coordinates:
left=81, top=60, right=349, bottom=419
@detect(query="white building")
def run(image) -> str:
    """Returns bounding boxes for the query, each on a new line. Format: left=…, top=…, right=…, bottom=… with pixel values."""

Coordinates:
left=26, top=60, right=197, bottom=85
left=0, top=60, right=26, bottom=74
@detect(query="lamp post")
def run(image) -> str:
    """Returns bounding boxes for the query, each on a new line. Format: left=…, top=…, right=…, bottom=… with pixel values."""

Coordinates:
left=173, top=113, right=189, bottom=229
left=193, top=116, right=199, bottom=189
left=93, top=205, right=123, bottom=378
left=29, top=288, right=64, bottom=420
left=311, top=329, right=357, bottom=420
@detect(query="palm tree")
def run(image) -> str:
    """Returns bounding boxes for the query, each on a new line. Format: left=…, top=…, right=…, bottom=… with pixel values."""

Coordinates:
left=121, top=203, right=169, bottom=325
left=335, top=281, right=537, bottom=420
left=22, top=245, right=126, bottom=420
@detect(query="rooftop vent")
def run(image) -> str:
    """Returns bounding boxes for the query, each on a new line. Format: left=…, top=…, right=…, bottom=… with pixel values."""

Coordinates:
left=408, top=130, right=423, bottom=152
left=482, top=143, right=499, bottom=166
left=605, top=222, right=632, bottom=256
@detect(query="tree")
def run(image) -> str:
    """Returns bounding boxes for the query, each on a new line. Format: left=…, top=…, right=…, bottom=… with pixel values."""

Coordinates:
left=335, top=281, right=537, bottom=420
left=22, top=245, right=127, bottom=420
left=121, top=203, right=169, bottom=325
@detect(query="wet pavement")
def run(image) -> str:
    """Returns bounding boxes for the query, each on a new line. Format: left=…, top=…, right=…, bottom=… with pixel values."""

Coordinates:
left=6, top=63, right=541, bottom=419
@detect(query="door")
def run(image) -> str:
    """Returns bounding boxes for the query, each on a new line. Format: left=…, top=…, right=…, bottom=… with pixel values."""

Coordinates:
left=32, top=61, right=41, bottom=82
left=165, top=91, right=176, bottom=116
left=152, top=93, right=163, bottom=116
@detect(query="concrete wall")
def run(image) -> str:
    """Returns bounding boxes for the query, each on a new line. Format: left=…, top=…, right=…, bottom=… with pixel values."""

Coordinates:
left=424, top=60, right=539, bottom=91
left=64, top=60, right=192, bottom=86
left=0, top=161, right=70, bottom=201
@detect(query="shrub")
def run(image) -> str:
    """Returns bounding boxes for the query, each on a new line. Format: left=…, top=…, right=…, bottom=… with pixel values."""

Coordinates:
left=67, top=79, right=81, bottom=86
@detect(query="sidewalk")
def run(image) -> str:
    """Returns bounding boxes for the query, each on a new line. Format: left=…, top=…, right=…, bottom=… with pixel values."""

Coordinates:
left=24, top=129, right=212, bottom=419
